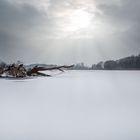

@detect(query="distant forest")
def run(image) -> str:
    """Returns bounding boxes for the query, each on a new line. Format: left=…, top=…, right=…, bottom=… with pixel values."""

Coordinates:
left=71, top=54, right=140, bottom=70
left=1, top=54, right=140, bottom=72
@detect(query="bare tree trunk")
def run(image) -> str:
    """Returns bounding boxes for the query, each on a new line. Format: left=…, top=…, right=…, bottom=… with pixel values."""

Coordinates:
left=27, top=65, right=74, bottom=77
left=1, top=64, right=74, bottom=78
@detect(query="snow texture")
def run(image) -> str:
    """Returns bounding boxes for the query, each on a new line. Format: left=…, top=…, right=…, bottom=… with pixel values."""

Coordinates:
left=0, top=70, right=140, bottom=140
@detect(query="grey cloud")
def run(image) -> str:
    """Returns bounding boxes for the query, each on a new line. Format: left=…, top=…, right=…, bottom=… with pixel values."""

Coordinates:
left=0, top=0, right=44, bottom=30
left=0, top=0, right=140, bottom=64
left=93, top=0, right=140, bottom=58
left=97, top=0, right=140, bottom=24
left=0, top=0, right=50, bottom=63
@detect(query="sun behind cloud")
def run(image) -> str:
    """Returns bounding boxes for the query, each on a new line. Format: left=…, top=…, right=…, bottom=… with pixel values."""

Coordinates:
left=68, top=9, right=93, bottom=31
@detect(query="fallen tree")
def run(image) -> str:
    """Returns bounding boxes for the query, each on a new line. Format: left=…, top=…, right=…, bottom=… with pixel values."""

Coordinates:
left=0, top=63, right=74, bottom=78
left=27, top=65, right=74, bottom=77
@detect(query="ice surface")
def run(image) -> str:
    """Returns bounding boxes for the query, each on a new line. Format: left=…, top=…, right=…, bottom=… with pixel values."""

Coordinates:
left=0, top=70, right=140, bottom=140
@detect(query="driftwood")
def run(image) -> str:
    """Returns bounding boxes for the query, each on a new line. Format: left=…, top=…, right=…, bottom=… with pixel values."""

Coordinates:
left=27, top=65, right=74, bottom=77
left=0, top=63, right=74, bottom=78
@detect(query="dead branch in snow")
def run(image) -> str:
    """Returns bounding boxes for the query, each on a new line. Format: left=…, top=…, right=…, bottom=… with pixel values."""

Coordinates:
left=0, top=63, right=74, bottom=78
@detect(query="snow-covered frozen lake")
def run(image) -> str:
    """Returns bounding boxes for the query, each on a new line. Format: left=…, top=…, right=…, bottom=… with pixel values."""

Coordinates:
left=0, top=70, right=140, bottom=140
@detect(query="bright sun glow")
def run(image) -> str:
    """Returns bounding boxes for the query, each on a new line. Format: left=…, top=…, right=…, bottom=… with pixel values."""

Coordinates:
left=67, top=9, right=93, bottom=32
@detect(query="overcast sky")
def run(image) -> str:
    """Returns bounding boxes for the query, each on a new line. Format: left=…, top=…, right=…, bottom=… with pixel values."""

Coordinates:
left=0, top=0, right=140, bottom=65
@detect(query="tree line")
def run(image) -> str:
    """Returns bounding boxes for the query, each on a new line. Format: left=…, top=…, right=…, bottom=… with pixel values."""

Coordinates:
left=92, top=54, right=140, bottom=70
left=0, top=54, right=140, bottom=77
